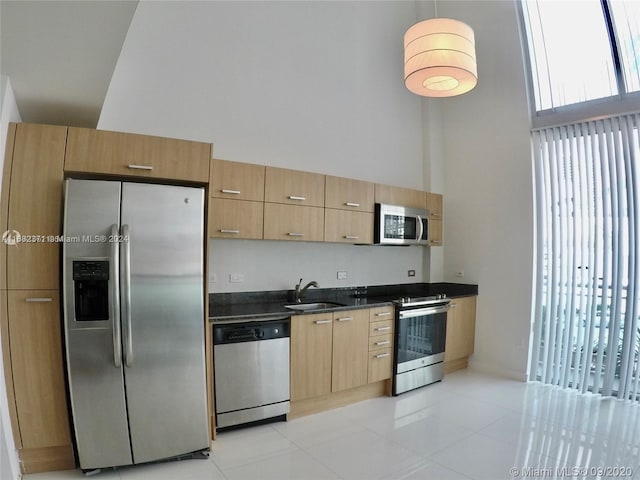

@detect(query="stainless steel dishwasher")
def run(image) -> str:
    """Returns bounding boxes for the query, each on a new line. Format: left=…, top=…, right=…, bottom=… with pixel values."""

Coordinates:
left=213, top=316, right=290, bottom=429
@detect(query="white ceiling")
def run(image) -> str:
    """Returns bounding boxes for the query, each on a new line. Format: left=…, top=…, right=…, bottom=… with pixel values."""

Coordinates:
left=0, top=0, right=138, bottom=127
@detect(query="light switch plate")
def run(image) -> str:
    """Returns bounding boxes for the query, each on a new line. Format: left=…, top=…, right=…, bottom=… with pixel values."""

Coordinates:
left=229, top=273, right=244, bottom=283
left=337, top=271, right=348, bottom=280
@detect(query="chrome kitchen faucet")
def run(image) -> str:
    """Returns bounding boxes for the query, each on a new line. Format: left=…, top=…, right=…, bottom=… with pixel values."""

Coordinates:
left=294, top=278, right=319, bottom=303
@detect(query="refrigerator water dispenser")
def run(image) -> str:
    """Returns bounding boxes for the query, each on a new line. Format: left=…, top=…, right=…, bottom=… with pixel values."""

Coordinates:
left=72, top=260, right=109, bottom=322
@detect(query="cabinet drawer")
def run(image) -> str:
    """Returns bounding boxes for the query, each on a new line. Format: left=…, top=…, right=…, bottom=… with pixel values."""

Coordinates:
left=209, top=198, right=263, bottom=240
left=368, top=348, right=393, bottom=383
left=324, top=209, right=373, bottom=244
left=263, top=203, right=324, bottom=242
left=65, top=127, right=211, bottom=182
left=369, top=306, right=394, bottom=322
left=325, top=176, right=374, bottom=212
left=210, top=159, right=265, bottom=201
left=369, top=319, right=393, bottom=336
left=264, top=167, right=325, bottom=207
left=368, top=334, right=393, bottom=351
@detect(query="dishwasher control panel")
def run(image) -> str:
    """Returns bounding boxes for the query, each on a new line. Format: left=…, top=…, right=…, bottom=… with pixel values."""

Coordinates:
left=213, top=318, right=290, bottom=345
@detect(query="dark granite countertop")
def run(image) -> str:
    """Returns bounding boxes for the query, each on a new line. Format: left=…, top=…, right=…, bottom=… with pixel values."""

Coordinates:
left=209, top=282, right=478, bottom=322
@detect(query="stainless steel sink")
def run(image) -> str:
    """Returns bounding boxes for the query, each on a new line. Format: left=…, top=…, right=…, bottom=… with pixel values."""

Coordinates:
left=284, top=302, right=344, bottom=311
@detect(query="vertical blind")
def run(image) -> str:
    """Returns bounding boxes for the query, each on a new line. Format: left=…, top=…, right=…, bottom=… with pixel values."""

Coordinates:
left=530, top=113, right=640, bottom=401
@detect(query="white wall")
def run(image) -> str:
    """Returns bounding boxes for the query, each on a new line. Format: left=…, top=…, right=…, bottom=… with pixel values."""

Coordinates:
left=438, top=1, right=533, bottom=380
left=98, top=0, right=430, bottom=293
left=0, top=76, right=22, bottom=480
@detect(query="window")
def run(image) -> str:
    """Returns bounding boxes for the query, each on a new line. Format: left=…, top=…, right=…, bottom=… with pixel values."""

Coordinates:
left=522, top=0, right=640, bottom=115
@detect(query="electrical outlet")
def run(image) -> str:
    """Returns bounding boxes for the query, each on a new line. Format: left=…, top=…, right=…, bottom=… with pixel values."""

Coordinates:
left=337, top=271, right=348, bottom=280
left=456, top=271, right=465, bottom=278
left=229, top=273, right=244, bottom=283
left=408, top=269, right=416, bottom=277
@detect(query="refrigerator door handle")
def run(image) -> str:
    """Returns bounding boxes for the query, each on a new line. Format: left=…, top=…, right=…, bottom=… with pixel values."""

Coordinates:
left=122, top=224, right=134, bottom=368
left=111, top=224, right=122, bottom=368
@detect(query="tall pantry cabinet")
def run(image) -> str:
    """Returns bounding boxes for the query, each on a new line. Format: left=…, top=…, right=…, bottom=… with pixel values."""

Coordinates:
left=0, top=123, right=75, bottom=473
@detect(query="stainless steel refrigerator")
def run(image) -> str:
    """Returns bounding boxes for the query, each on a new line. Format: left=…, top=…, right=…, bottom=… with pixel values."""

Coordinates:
left=62, top=179, right=209, bottom=472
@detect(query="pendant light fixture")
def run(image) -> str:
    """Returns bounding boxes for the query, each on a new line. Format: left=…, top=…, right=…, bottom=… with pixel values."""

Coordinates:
left=404, top=9, right=477, bottom=98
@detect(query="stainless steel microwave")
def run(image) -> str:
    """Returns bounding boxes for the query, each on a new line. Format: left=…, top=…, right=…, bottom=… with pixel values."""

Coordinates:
left=374, top=203, right=430, bottom=245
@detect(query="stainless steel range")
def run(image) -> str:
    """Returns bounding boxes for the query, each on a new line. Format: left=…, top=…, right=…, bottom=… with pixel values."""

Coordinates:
left=393, top=295, right=450, bottom=395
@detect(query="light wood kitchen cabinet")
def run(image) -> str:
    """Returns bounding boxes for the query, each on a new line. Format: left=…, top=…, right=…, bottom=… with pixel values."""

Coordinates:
left=8, top=291, right=74, bottom=471
left=367, top=306, right=394, bottom=383
left=6, top=123, right=66, bottom=290
left=209, top=198, right=263, bottom=240
left=444, top=296, right=477, bottom=373
left=332, top=309, right=369, bottom=393
left=426, top=192, right=443, bottom=246
left=264, top=166, right=325, bottom=207
left=290, top=312, right=334, bottom=401
left=324, top=209, right=373, bottom=244
left=263, top=203, right=324, bottom=242
left=325, top=176, right=374, bottom=212
left=210, top=159, right=265, bottom=201
left=64, top=127, right=211, bottom=183
left=374, top=184, right=426, bottom=210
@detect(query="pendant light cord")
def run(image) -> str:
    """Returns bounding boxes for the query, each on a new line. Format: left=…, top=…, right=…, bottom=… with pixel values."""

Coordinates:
left=434, top=0, right=438, bottom=18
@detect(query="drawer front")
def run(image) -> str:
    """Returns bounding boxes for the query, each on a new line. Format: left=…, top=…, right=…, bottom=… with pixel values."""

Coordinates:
left=368, top=348, right=393, bottom=383
left=209, top=198, right=263, bottom=240
left=368, top=334, right=393, bottom=351
left=65, top=127, right=211, bottom=183
left=264, top=167, right=325, bottom=207
left=210, top=159, right=265, bottom=201
left=369, top=306, right=394, bottom=322
left=369, top=319, right=394, bottom=336
left=263, top=203, right=324, bottom=242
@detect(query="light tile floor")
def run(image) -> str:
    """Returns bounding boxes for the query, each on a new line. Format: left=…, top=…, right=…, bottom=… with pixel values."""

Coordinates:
left=25, top=370, right=640, bottom=480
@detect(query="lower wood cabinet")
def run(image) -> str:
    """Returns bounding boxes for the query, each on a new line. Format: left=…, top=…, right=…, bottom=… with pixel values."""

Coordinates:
left=444, top=296, right=477, bottom=373
left=331, top=310, right=369, bottom=392
left=367, top=306, right=394, bottom=383
left=7, top=290, right=75, bottom=472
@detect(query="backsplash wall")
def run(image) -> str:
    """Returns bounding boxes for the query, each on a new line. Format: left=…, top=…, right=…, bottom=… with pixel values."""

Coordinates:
left=208, top=239, right=426, bottom=293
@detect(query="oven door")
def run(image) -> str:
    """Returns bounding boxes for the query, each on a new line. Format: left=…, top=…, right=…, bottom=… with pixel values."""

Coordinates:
left=395, top=305, right=448, bottom=374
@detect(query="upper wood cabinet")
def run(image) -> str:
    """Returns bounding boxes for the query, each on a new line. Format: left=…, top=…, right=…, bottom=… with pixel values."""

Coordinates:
left=263, top=203, right=324, bottom=242
left=209, top=198, right=263, bottom=240
left=374, top=184, right=426, bottom=210
left=5, top=123, right=66, bottom=290
left=324, top=209, right=373, bottom=244
left=425, top=192, right=443, bottom=219
left=264, top=167, right=325, bottom=207
left=325, top=176, right=374, bottom=212
left=64, top=127, right=211, bottom=183
left=210, top=159, right=265, bottom=201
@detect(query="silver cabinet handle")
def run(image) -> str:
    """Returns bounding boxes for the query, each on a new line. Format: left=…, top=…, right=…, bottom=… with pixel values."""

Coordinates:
left=289, top=196, right=306, bottom=201
left=450, top=303, right=457, bottom=308
left=375, top=353, right=390, bottom=359
left=220, top=229, right=240, bottom=234
left=314, top=320, right=331, bottom=325
left=375, top=326, right=391, bottom=332
left=431, top=240, right=442, bottom=245
left=221, top=189, right=241, bottom=195
left=25, top=297, right=52, bottom=303
left=375, top=340, right=391, bottom=346
left=431, top=213, right=442, bottom=219
left=121, top=224, right=133, bottom=368
left=345, top=202, right=360, bottom=207
left=288, top=232, right=304, bottom=237
left=336, top=316, right=353, bottom=322
left=375, top=312, right=391, bottom=317
left=111, top=224, right=122, bottom=368
left=127, top=164, right=153, bottom=171
left=344, top=235, right=359, bottom=240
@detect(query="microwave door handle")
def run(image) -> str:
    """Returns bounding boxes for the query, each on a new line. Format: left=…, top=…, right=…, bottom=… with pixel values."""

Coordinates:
left=417, top=215, right=425, bottom=242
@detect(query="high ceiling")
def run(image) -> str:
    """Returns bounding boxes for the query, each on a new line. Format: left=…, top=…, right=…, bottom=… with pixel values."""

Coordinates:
left=0, top=0, right=139, bottom=127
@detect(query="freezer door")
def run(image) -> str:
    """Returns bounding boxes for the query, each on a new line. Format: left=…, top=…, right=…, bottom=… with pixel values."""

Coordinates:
left=120, top=183, right=208, bottom=464
left=62, top=179, right=133, bottom=469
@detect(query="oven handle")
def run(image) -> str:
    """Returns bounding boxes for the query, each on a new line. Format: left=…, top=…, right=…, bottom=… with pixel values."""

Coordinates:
left=399, top=305, right=450, bottom=319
